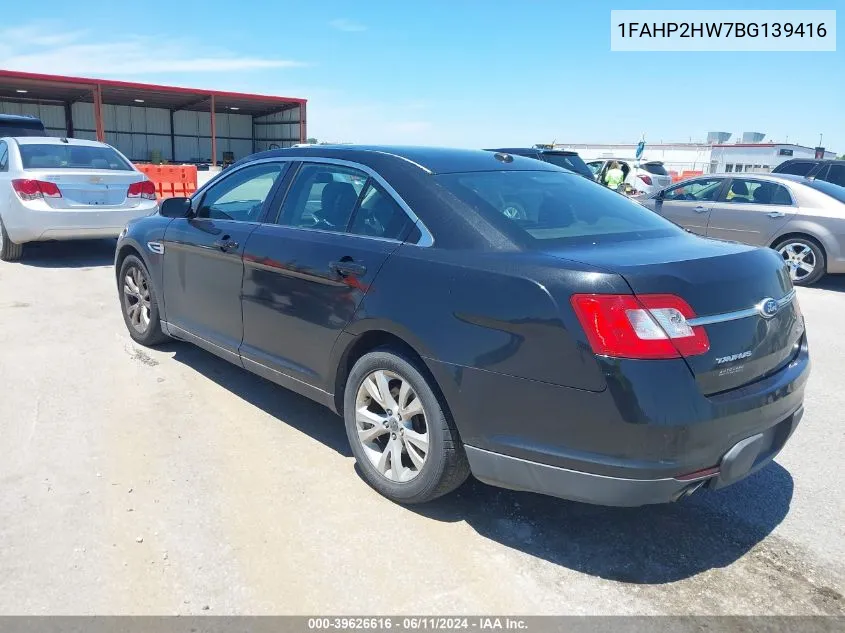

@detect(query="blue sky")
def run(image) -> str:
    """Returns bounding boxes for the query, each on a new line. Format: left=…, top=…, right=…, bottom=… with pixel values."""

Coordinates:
left=2, top=0, right=842, bottom=151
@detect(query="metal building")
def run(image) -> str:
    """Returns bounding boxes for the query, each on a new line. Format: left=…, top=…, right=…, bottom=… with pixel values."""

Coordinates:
left=0, top=70, right=306, bottom=165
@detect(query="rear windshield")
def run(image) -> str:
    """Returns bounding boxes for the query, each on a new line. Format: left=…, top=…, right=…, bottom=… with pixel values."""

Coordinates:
left=19, top=144, right=132, bottom=170
left=641, top=162, right=668, bottom=175
left=773, top=161, right=816, bottom=176
left=540, top=153, right=594, bottom=178
left=436, top=170, right=682, bottom=246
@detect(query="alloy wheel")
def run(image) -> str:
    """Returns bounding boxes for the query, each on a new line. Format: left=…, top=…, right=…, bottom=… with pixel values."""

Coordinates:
left=123, top=265, right=152, bottom=334
left=778, top=242, right=816, bottom=282
left=355, top=369, right=429, bottom=482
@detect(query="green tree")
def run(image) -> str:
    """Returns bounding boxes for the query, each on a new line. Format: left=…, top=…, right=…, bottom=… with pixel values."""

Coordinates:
left=306, top=137, right=318, bottom=144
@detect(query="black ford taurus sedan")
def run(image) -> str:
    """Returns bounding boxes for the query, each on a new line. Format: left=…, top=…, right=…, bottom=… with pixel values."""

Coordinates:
left=115, top=146, right=809, bottom=506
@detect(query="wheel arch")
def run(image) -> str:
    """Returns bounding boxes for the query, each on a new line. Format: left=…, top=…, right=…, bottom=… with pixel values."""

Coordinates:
left=331, top=326, right=457, bottom=434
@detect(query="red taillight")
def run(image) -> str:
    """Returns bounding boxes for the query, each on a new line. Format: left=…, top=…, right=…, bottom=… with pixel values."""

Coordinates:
left=638, top=174, right=653, bottom=185
left=12, top=179, right=62, bottom=201
left=570, top=293, right=710, bottom=360
left=127, top=180, right=156, bottom=200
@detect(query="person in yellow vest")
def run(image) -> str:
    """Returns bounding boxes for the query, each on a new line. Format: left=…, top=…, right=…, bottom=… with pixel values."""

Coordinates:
left=604, top=162, right=625, bottom=191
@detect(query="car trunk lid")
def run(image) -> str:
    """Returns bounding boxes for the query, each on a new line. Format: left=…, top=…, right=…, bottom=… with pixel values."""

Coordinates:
left=27, top=170, right=145, bottom=209
left=546, top=234, right=804, bottom=394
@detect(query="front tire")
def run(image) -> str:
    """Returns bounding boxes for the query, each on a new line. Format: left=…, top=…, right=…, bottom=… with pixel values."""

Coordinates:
left=0, top=217, right=23, bottom=262
left=118, top=254, right=169, bottom=346
left=343, top=349, right=469, bottom=504
left=774, top=236, right=825, bottom=286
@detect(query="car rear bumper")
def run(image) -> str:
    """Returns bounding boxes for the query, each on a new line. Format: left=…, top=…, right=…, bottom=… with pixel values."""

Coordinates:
left=465, top=405, right=803, bottom=506
left=3, top=203, right=156, bottom=243
left=427, top=336, right=810, bottom=506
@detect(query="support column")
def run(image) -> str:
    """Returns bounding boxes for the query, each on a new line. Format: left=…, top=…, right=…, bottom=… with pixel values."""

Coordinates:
left=64, top=102, right=74, bottom=138
left=169, top=109, right=176, bottom=162
left=92, top=84, right=105, bottom=142
left=299, top=101, right=307, bottom=144
left=210, top=94, right=217, bottom=167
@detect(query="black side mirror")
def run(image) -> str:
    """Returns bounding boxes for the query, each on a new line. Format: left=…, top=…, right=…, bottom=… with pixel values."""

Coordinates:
left=160, top=197, right=193, bottom=218
left=656, top=189, right=665, bottom=200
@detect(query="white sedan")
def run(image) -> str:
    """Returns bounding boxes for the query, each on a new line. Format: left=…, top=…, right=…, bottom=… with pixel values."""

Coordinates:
left=0, top=137, right=157, bottom=261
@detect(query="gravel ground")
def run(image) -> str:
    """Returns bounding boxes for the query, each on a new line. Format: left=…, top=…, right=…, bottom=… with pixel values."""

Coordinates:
left=0, top=239, right=842, bottom=615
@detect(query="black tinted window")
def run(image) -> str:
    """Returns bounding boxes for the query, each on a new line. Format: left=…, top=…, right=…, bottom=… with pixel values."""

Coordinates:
left=642, top=162, right=668, bottom=175
left=0, top=142, right=7, bottom=172
left=436, top=170, right=682, bottom=245
left=824, top=165, right=845, bottom=187
left=197, top=162, right=285, bottom=221
left=279, top=164, right=366, bottom=230
left=775, top=161, right=815, bottom=176
left=540, top=153, right=593, bottom=178
left=19, top=144, right=132, bottom=170
left=349, top=182, right=411, bottom=240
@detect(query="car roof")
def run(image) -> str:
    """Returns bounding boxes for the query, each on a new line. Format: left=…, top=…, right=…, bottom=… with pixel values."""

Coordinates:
left=0, top=113, right=43, bottom=122
left=486, top=147, right=579, bottom=156
left=10, top=136, right=112, bottom=148
left=248, top=145, right=563, bottom=175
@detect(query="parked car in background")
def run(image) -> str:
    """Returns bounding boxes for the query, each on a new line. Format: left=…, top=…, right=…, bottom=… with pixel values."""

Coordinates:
left=773, top=158, right=845, bottom=188
left=641, top=172, right=845, bottom=285
left=0, top=137, right=157, bottom=261
left=485, top=147, right=594, bottom=179
left=0, top=114, right=46, bottom=138
left=115, top=146, right=807, bottom=508
left=587, top=158, right=673, bottom=196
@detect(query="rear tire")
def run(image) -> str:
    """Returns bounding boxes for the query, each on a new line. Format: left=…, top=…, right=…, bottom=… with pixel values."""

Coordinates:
left=343, top=349, right=470, bottom=504
left=774, top=236, right=825, bottom=286
left=0, top=217, right=23, bottom=262
left=118, top=254, right=169, bottom=346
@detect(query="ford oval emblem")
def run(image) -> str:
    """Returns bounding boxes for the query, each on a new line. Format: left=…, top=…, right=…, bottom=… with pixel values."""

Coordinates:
left=759, top=298, right=779, bottom=318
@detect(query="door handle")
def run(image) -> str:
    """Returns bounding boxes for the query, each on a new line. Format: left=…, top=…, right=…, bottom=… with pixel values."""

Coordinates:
left=767, top=211, right=786, bottom=219
left=693, top=205, right=709, bottom=213
left=329, top=259, right=367, bottom=277
left=213, top=238, right=239, bottom=251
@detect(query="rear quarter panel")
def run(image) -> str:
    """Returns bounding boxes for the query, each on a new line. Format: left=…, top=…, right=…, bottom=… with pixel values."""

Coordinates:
left=344, top=244, right=627, bottom=393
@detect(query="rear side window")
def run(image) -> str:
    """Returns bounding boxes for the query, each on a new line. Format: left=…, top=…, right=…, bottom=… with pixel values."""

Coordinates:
left=349, top=182, right=411, bottom=240
left=724, top=179, right=792, bottom=205
left=278, top=163, right=367, bottom=231
left=436, top=170, right=682, bottom=245
left=0, top=141, right=8, bottom=172
left=823, top=165, right=845, bottom=187
left=774, top=161, right=816, bottom=176
left=0, top=119, right=46, bottom=137
left=641, top=162, right=668, bottom=175
left=19, top=144, right=132, bottom=170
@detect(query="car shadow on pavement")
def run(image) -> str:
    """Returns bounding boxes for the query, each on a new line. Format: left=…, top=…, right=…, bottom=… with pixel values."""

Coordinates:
left=813, top=275, right=845, bottom=292
left=410, top=462, right=793, bottom=584
left=17, top=239, right=117, bottom=268
left=160, top=340, right=793, bottom=584
left=166, top=343, right=352, bottom=457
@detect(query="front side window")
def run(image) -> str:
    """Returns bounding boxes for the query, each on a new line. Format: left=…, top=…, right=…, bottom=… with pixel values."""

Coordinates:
left=0, top=141, right=8, bottom=172
left=196, top=162, right=286, bottom=222
left=663, top=178, right=724, bottom=202
left=19, top=144, right=132, bottom=170
left=349, top=182, right=412, bottom=240
left=278, top=163, right=367, bottom=231
left=436, top=170, right=683, bottom=246
left=724, top=179, right=792, bottom=205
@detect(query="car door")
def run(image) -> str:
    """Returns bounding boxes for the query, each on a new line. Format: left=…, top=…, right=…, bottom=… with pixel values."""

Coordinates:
left=706, top=177, right=796, bottom=246
left=161, top=161, right=288, bottom=360
left=240, top=160, right=417, bottom=393
left=652, top=177, right=726, bottom=235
